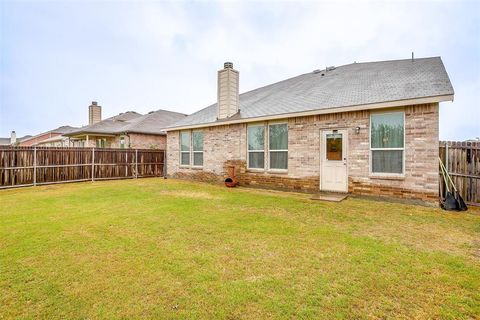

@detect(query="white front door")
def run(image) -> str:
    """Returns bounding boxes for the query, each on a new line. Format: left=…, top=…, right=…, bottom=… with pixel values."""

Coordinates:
left=321, top=129, right=348, bottom=192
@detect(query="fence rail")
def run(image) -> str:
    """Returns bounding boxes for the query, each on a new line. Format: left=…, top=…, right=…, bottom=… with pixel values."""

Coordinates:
left=0, top=147, right=165, bottom=189
left=439, top=141, right=480, bottom=206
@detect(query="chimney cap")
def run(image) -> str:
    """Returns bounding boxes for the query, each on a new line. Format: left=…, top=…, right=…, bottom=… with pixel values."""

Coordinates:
left=224, top=62, right=233, bottom=69
left=91, top=101, right=98, bottom=105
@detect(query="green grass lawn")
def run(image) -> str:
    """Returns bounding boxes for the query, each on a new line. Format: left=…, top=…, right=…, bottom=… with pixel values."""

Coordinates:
left=1, top=178, right=479, bottom=319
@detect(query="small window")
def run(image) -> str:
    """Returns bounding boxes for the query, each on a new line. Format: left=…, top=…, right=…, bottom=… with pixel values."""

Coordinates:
left=269, top=123, right=288, bottom=169
left=96, top=138, right=106, bottom=148
left=247, top=125, right=265, bottom=169
left=180, top=131, right=190, bottom=165
left=326, top=133, right=342, bottom=161
left=192, top=131, right=204, bottom=167
left=370, top=112, right=404, bottom=174
left=120, top=137, right=126, bottom=149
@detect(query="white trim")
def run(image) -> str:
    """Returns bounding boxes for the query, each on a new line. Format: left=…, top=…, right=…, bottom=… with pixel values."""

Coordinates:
left=192, top=130, right=204, bottom=168
left=247, top=124, right=266, bottom=170
left=163, top=95, right=453, bottom=132
left=179, top=131, right=191, bottom=166
left=369, top=110, right=405, bottom=176
left=268, top=122, right=288, bottom=170
left=320, top=129, right=349, bottom=192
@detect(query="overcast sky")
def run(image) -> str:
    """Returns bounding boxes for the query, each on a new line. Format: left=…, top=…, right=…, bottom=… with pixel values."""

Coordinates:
left=1, top=0, right=479, bottom=140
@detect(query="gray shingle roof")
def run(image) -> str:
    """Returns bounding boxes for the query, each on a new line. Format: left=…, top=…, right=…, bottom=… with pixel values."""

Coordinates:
left=168, top=57, right=453, bottom=129
left=66, top=110, right=185, bottom=136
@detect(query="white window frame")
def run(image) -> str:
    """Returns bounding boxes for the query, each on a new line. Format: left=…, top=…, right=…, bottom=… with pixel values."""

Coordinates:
left=247, top=124, right=266, bottom=170
left=267, top=121, right=288, bottom=172
left=192, top=130, right=204, bottom=168
left=369, top=110, right=405, bottom=176
left=180, top=131, right=191, bottom=167
left=120, top=136, right=126, bottom=149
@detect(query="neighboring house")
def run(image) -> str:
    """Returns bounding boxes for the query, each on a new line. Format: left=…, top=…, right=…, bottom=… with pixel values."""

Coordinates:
left=164, top=58, right=454, bottom=203
left=0, top=131, right=32, bottom=146
left=35, top=126, right=81, bottom=147
left=19, top=126, right=79, bottom=146
left=64, top=104, right=186, bottom=149
left=0, top=138, right=11, bottom=146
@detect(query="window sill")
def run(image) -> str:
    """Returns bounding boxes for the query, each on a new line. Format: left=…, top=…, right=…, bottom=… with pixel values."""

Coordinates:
left=191, top=166, right=204, bottom=170
left=267, top=169, right=288, bottom=175
left=247, top=168, right=265, bottom=173
left=369, top=174, right=405, bottom=180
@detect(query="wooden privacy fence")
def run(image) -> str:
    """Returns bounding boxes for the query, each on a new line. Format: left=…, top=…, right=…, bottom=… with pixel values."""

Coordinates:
left=439, top=141, right=480, bottom=206
left=0, top=147, right=165, bottom=189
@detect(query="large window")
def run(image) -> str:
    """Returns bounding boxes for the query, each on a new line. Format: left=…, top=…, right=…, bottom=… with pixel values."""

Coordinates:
left=269, top=123, right=288, bottom=170
left=180, top=131, right=191, bottom=166
left=370, top=111, right=404, bottom=174
left=192, top=131, right=204, bottom=166
left=247, top=125, right=265, bottom=169
left=180, top=130, right=203, bottom=167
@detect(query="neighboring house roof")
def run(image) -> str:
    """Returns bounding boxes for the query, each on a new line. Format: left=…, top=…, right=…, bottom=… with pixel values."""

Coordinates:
left=65, top=110, right=185, bottom=137
left=0, top=135, right=33, bottom=146
left=49, top=126, right=80, bottom=134
left=0, top=138, right=10, bottom=146
left=166, top=57, right=454, bottom=130
left=36, top=135, right=69, bottom=144
left=21, top=126, right=80, bottom=145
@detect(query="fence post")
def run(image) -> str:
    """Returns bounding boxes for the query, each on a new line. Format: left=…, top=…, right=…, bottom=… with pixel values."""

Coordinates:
left=33, top=147, right=37, bottom=186
left=163, top=150, right=166, bottom=177
left=91, top=147, right=95, bottom=182
left=445, top=143, right=449, bottom=174
left=135, top=149, right=138, bottom=178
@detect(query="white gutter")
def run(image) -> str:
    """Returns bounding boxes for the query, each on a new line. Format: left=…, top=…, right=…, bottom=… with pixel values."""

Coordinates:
left=162, top=94, right=454, bottom=132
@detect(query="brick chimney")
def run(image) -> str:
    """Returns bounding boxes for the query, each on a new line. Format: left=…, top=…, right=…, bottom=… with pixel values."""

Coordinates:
left=217, top=62, right=239, bottom=119
left=88, top=101, right=102, bottom=125
left=10, top=131, right=16, bottom=145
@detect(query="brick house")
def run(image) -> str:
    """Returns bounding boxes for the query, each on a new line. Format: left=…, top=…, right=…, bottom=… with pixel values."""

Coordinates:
left=18, top=126, right=79, bottom=147
left=164, top=58, right=454, bottom=203
left=65, top=102, right=186, bottom=149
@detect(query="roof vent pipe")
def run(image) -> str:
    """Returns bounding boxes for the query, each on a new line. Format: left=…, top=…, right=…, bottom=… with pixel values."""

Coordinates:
left=412, top=51, right=414, bottom=62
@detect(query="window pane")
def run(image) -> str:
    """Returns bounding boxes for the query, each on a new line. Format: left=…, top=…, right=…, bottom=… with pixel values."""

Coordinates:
left=192, top=131, right=203, bottom=151
left=248, top=126, right=264, bottom=150
left=181, top=152, right=190, bottom=165
left=180, top=132, right=190, bottom=151
left=270, top=151, right=288, bottom=169
left=372, top=150, right=403, bottom=174
left=269, top=124, right=288, bottom=150
left=248, top=152, right=264, bottom=168
left=193, top=152, right=203, bottom=166
left=326, top=133, right=342, bottom=160
left=371, top=113, right=404, bottom=148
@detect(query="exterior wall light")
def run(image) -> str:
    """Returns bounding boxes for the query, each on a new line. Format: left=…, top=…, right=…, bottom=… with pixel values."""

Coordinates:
left=355, top=126, right=361, bottom=134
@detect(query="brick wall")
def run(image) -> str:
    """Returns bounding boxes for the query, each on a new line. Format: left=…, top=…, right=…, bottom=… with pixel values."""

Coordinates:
left=167, top=103, right=439, bottom=203
left=128, top=133, right=166, bottom=149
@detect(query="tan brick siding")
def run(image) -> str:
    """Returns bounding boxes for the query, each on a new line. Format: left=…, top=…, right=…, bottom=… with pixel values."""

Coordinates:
left=167, top=103, right=439, bottom=203
left=71, top=134, right=166, bottom=149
